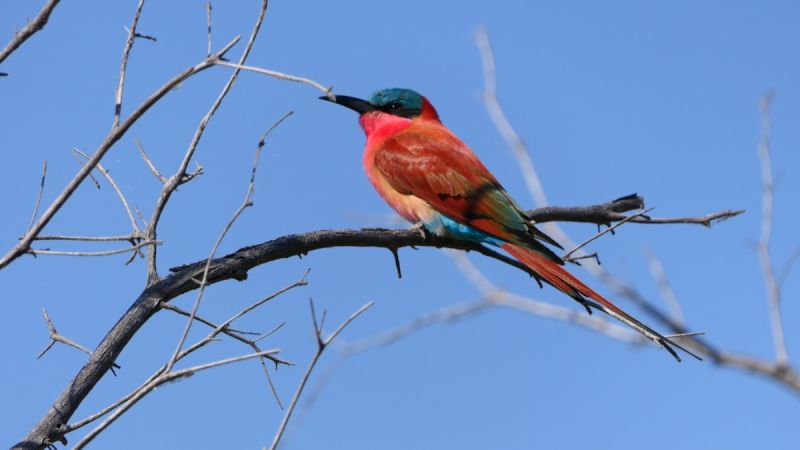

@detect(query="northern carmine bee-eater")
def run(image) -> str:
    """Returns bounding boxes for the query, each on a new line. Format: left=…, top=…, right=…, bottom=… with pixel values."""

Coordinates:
left=321, top=88, right=698, bottom=362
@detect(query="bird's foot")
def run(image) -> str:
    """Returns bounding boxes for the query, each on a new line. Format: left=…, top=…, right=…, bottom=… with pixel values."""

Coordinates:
left=411, top=222, right=430, bottom=240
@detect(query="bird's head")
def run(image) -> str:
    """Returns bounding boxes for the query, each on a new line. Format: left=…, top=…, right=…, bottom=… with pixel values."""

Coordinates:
left=320, top=88, right=440, bottom=131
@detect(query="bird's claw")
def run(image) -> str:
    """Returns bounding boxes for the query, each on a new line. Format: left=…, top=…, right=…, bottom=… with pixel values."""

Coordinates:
left=411, top=222, right=429, bottom=240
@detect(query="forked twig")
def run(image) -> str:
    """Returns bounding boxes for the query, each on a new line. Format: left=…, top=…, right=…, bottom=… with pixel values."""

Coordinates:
left=37, top=308, right=92, bottom=359
left=143, top=0, right=271, bottom=282
left=73, top=148, right=141, bottom=234
left=0, top=34, right=243, bottom=271
left=562, top=207, right=654, bottom=261
left=165, top=111, right=293, bottom=373
left=71, top=349, right=280, bottom=450
left=113, top=0, right=148, bottom=129
left=267, top=300, right=374, bottom=450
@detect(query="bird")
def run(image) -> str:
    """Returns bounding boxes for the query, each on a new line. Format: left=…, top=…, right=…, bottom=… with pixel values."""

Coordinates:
left=320, top=87, right=699, bottom=362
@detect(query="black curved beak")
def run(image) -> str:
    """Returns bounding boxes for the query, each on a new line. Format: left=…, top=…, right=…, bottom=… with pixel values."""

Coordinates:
left=319, top=95, right=376, bottom=114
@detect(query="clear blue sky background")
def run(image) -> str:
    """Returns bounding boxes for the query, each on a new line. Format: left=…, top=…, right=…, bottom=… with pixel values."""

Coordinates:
left=2, top=1, right=799, bottom=448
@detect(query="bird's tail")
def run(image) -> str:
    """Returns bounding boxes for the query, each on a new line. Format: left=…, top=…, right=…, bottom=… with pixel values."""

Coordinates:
left=501, top=243, right=700, bottom=362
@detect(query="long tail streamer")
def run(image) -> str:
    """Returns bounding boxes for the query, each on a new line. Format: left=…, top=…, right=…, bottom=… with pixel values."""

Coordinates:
left=502, top=243, right=702, bottom=362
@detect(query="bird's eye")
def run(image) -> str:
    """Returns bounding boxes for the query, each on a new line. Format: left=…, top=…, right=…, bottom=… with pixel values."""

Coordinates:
left=388, top=102, right=402, bottom=110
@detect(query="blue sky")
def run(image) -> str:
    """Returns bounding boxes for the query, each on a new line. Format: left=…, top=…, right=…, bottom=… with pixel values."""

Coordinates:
left=2, top=1, right=799, bottom=448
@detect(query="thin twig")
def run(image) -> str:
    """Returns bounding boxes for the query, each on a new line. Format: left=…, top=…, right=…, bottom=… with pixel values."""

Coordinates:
left=0, top=0, right=62, bottom=66
left=66, top=371, right=162, bottom=434
left=643, top=248, right=686, bottom=326
left=757, top=93, right=788, bottom=366
left=135, top=138, right=167, bottom=183
left=113, top=0, right=148, bottom=129
left=778, top=245, right=800, bottom=286
left=624, top=210, right=744, bottom=226
left=160, top=304, right=258, bottom=338
left=34, top=234, right=137, bottom=242
left=67, top=275, right=303, bottom=435
left=526, top=194, right=744, bottom=227
left=144, top=0, right=270, bottom=283
left=37, top=308, right=92, bottom=359
left=165, top=111, right=291, bottom=373
left=562, top=208, right=653, bottom=261
left=28, top=240, right=160, bottom=257
left=215, top=61, right=333, bottom=98
left=205, top=2, right=213, bottom=56
left=36, top=308, right=121, bottom=376
left=0, top=35, right=242, bottom=271
left=447, top=251, right=637, bottom=341
left=293, top=274, right=636, bottom=438
left=72, top=349, right=279, bottom=450
left=267, top=301, right=373, bottom=450
left=27, top=160, right=47, bottom=232
left=73, top=148, right=141, bottom=234
left=476, top=27, right=548, bottom=209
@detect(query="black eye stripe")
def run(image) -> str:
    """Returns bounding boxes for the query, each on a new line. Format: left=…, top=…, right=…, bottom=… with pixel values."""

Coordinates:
left=375, top=101, right=420, bottom=118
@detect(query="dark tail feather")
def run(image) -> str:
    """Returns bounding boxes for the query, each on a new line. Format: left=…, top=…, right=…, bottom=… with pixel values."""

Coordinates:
left=502, top=243, right=701, bottom=362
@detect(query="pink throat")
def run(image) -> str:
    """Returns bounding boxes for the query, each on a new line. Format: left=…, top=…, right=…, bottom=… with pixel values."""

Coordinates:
left=358, top=111, right=412, bottom=138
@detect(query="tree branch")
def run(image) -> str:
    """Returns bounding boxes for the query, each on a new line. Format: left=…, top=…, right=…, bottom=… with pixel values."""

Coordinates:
left=527, top=193, right=743, bottom=227
left=112, top=0, right=148, bottom=129
left=11, top=196, right=741, bottom=449
left=267, top=300, right=373, bottom=450
left=0, top=35, right=242, bottom=271
left=0, top=0, right=62, bottom=68
left=143, top=0, right=270, bottom=284
left=756, top=93, right=789, bottom=366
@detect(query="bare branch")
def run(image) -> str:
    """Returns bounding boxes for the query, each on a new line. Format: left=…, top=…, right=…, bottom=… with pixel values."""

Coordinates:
left=160, top=303, right=257, bottom=339
left=34, top=234, right=137, bottom=242
left=9, top=198, right=755, bottom=450
left=447, top=251, right=637, bottom=342
left=216, top=61, right=333, bottom=98
left=205, top=2, right=213, bottom=56
left=161, top=299, right=293, bottom=410
left=36, top=308, right=92, bottom=359
left=0, top=0, right=62, bottom=67
left=66, top=274, right=303, bottom=437
left=135, top=138, right=167, bottom=183
left=643, top=248, right=686, bottom=326
left=526, top=193, right=743, bottom=227
left=778, top=245, right=800, bottom=286
left=71, top=349, right=280, bottom=450
left=165, top=111, right=292, bottom=373
left=0, top=35, right=242, bottom=271
left=144, top=0, right=270, bottom=283
left=37, top=308, right=121, bottom=377
left=757, top=93, right=788, bottom=366
left=267, top=301, right=373, bottom=450
left=293, top=253, right=638, bottom=437
left=476, top=27, right=547, bottom=208
left=27, top=240, right=160, bottom=257
left=26, top=160, right=47, bottom=231
left=623, top=210, right=744, bottom=226
left=472, top=28, right=800, bottom=394
left=113, top=0, right=148, bottom=129
left=562, top=208, right=653, bottom=261
left=73, top=148, right=141, bottom=234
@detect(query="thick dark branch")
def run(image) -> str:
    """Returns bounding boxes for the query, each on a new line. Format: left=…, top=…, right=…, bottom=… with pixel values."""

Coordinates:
left=527, top=193, right=744, bottom=227
left=0, top=0, right=61, bottom=67
left=527, top=193, right=644, bottom=223
left=13, top=197, right=743, bottom=448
